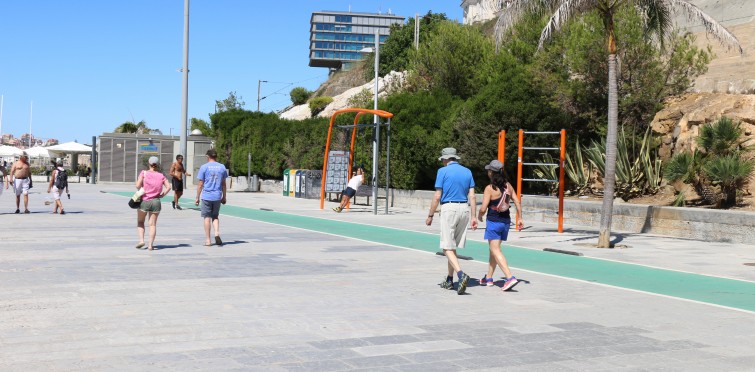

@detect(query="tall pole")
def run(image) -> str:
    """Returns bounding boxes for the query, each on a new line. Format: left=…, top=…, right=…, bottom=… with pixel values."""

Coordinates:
left=372, top=29, right=380, bottom=215
left=257, top=80, right=267, bottom=111
left=29, top=101, right=33, bottom=147
left=179, top=0, right=190, bottom=170
left=414, top=13, right=419, bottom=49
left=0, top=95, right=4, bottom=144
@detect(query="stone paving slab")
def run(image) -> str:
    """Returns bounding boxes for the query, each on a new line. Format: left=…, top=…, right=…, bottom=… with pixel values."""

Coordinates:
left=0, top=184, right=753, bottom=371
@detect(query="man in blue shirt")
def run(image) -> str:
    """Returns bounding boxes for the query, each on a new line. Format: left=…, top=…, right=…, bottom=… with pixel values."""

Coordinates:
left=426, top=147, right=477, bottom=295
left=195, top=149, right=228, bottom=246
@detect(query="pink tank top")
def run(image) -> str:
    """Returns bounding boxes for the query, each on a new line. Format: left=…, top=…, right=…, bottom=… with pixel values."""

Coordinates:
left=140, top=170, right=165, bottom=201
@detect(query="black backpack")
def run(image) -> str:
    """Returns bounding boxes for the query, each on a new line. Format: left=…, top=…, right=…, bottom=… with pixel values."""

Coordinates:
left=55, top=168, right=68, bottom=189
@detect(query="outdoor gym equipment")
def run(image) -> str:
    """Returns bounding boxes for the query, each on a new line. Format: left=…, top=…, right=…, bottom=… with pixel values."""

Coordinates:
left=515, top=129, right=566, bottom=233
left=498, top=129, right=566, bottom=233
left=319, top=108, right=394, bottom=215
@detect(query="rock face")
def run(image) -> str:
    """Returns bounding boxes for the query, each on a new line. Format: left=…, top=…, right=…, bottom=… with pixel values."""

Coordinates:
left=651, top=93, right=755, bottom=159
left=279, top=71, right=406, bottom=121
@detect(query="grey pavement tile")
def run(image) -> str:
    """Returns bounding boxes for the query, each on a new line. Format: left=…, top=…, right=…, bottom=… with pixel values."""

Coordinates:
left=654, top=339, right=708, bottom=350
left=549, top=322, right=607, bottom=330
left=0, top=361, right=57, bottom=372
left=186, top=346, right=257, bottom=360
left=510, top=350, right=573, bottom=365
left=292, top=348, right=364, bottom=362
left=232, top=351, right=301, bottom=365
left=508, top=331, right=567, bottom=343
left=559, top=328, right=612, bottom=339
left=498, top=361, right=579, bottom=372
left=392, top=360, right=467, bottom=372
left=552, top=346, right=623, bottom=359
left=342, top=355, right=413, bottom=368
left=361, top=334, right=424, bottom=345
left=276, top=359, right=354, bottom=371
left=453, top=355, right=524, bottom=369
left=609, top=343, right=666, bottom=355
left=398, top=350, right=467, bottom=363
left=597, top=326, right=651, bottom=336
left=308, top=338, right=371, bottom=349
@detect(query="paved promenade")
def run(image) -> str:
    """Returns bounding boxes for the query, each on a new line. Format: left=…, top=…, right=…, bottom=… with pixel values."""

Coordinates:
left=1, top=183, right=753, bottom=371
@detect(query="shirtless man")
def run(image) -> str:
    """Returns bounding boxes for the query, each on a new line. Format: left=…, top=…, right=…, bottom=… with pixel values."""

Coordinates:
left=169, top=154, right=191, bottom=210
left=8, top=152, right=32, bottom=213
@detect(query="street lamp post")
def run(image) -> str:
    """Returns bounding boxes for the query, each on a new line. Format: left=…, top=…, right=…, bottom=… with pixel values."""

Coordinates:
left=359, top=31, right=381, bottom=215
left=371, top=30, right=380, bottom=215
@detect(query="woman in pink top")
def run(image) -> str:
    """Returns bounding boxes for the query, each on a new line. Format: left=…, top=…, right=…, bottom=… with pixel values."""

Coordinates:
left=135, top=156, right=172, bottom=250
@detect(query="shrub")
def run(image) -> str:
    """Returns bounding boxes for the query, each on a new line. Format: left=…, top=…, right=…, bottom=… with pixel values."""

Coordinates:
left=290, top=87, right=311, bottom=105
left=308, top=96, right=333, bottom=117
left=665, top=117, right=755, bottom=207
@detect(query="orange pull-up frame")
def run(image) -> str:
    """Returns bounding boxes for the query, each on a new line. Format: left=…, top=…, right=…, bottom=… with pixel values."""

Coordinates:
left=319, top=108, right=394, bottom=210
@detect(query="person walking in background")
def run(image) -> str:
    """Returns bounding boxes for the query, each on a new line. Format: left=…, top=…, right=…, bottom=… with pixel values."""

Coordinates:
left=47, top=159, right=70, bottom=215
left=477, top=160, right=524, bottom=291
left=333, top=166, right=365, bottom=213
left=135, top=156, right=171, bottom=251
left=426, top=147, right=477, bottom=295
left=195, top=149, right=227, bottom=247
left=169, top=154, right=191, bottom=210
left=8, top=152, right=32, bottom=214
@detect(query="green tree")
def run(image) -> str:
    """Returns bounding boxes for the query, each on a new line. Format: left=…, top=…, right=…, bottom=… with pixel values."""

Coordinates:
left=290, top=87, right=311, bottom=105
left=409, top=21, right=494, bottom=99
left=492, top=0, right=742, bottom=247
left=190, top=118, right=213, bottom=137
left=114, top=120, right=158, bottom=134
left=215, top=91, right=245, bottom=112
left=381, top=89, right=463, bottom=189
left=363, top=11, right=449, bottom=80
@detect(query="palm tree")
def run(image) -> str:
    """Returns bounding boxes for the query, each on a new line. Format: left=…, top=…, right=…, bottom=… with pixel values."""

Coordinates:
left=114, top=120, right=159, bottom=135
left=489, top=0, right=742, bottom=247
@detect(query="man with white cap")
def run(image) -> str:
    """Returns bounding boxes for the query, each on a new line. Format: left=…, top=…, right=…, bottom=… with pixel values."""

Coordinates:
left=426, top=147, right=477, bottom=295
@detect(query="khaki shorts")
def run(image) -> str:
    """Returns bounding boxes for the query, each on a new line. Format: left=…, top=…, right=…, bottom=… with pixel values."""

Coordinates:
left=139, top=198, right=162, bottom=213
left=439, top=202, right=470, bottom=250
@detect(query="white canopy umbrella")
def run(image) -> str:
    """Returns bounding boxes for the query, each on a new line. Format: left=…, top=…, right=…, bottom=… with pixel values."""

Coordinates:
left=46, top=141, right=93, bottom=155
left=25, top=145, right=51, bottom=158
left=46, top=141, right=93, bottom=172
left=0, top=145, right=23, bottom=157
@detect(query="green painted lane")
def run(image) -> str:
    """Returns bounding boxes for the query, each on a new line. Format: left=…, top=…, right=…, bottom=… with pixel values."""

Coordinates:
left=113, top=192, right=755, bottom=312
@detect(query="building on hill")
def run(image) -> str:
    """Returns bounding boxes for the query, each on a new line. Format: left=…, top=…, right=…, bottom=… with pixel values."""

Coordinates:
left=309, top=10, right=404, bottom=72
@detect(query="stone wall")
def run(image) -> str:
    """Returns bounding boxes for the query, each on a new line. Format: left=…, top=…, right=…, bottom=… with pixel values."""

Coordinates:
left=253, top=181, right=755, bottom=244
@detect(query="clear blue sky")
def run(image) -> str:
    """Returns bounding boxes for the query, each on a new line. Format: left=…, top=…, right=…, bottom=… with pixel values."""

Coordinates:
left=0, top=1, right=461, bottom=145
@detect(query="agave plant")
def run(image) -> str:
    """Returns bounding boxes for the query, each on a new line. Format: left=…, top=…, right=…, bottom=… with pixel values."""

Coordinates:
left=564, top=138, right=592, bottom=195
left=532, top=153, right=560, bottom=195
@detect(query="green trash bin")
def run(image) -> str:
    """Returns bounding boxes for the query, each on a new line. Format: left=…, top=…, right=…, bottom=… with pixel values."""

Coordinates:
left=282, top=169, right=290, bottom=196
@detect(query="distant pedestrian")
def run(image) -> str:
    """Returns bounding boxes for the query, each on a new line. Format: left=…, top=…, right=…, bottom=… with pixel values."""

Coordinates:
left=135, top=156, right=172, bottom=251
left=426, top=147, right=477, bottom=295
left=47, top=159, right=70, bottom=215
left=333, top=166, right=365, bottom=212
left=477, top=160, right=524, bottom=291
left=8, top=152, right=32, bottom=214
left=195, top=149, right=227, bottom=246
left=169, top=154, right=191, bottom=210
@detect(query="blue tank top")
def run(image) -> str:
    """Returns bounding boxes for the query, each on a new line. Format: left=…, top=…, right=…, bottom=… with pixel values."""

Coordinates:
left=487, top=195, right=511, bottom=223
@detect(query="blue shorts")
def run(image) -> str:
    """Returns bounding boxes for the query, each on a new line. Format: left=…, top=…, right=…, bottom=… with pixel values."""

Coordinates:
left=484, top=220, right=511, bottom=241
left=200, top=199, right=222, bottom=219
left=342, top=187, right=356, bottom=198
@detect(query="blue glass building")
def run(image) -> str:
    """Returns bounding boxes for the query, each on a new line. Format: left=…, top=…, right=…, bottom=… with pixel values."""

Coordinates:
left=310, top=10, right=405, bottom=70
